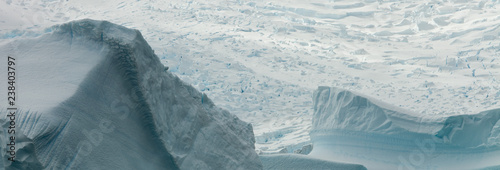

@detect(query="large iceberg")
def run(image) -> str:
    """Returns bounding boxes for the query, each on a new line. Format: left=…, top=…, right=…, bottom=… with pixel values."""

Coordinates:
left=0, top=19, right=261, bottom=170
left=309, top=86, right=500, bottom=169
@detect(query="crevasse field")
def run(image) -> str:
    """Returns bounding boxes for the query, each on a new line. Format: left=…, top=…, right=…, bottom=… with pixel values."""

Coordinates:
left=1, top=0, right=500, bottom=169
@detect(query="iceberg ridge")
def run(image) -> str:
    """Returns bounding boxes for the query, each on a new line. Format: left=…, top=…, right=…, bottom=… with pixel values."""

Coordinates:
left=0, top=19, right=261, bottom=170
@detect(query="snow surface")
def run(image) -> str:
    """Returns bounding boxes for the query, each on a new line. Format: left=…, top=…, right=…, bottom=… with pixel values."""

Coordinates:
left=2, top=0, right=498, bottom=154
left=309, top=86, right=500, bottom=169
left=2, top=0, right=500, bottom=167
left=0, top=19, right=261, bottom=170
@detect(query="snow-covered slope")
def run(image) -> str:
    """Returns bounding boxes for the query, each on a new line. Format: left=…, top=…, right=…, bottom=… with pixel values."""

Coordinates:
left=309, top=86, right=500, bottom=169
left=0, top=19, right=261, bottom=170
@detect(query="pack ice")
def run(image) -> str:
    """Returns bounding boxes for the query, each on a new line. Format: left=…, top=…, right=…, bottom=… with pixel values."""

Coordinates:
left=309, top=86, right=500, bottom=169
left=0, top=19, right=261, bottom=170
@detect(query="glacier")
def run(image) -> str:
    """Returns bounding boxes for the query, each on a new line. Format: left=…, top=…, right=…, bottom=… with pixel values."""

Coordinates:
left=309, top=86, right=500, bottom=169
left=3, top=0, right=500, bottom=157
left=0, top=19, right=261, bottom=170
left=2, top=0, right=500, bottom=169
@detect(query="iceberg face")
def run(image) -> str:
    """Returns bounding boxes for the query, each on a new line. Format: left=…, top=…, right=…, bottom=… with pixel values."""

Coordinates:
left=309, top=86, right=500, bottom=169
left=259, top=154, right=366, bottom=170
left=0, top=19, right=261, bottom=170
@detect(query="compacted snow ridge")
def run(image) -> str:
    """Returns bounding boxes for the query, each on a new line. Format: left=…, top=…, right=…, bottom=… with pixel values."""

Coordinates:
left=0, top=19, right=261, bottom=170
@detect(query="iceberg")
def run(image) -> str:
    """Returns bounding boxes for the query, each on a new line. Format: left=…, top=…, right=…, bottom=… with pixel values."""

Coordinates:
left=0, top=19, right=261, bottom=170
left=309, top=86, right=500, bottom=169
left=260, top=154, right=367, bottom=170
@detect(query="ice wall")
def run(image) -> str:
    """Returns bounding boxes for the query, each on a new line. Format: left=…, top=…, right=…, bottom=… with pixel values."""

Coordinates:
left=310, top=86, right=500, bottom=169
left=260, top=154, right=367, bottom=170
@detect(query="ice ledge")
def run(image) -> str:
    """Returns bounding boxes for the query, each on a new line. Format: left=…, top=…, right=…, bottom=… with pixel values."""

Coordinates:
left=260, top=154, right=367, bottom=170
left=310, top=86, right=500, bottom=169
left=312, top=86, right=500, bottom=148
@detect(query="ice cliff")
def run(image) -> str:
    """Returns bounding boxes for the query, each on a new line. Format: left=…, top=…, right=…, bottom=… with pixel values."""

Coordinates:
left=260, top=154, right=366, bottom=170
left=0, top=19, right=261, bottom=170
left=310, top=86, right=500, bottom=169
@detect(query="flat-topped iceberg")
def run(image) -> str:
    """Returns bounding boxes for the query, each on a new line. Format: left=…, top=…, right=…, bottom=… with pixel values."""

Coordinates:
left=309, top=86, right=500, bottom=169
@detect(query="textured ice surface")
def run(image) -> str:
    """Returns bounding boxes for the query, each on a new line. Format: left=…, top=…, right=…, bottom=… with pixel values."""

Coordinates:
left=310, top=86, right=500, bottom=169
left=260, top=154, right=366, bottom=170
left=0, top=19, right=261, bottom=170
left=2, top=0, right=500, bottom=155
left=3, top=0, right=500, bottom=168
